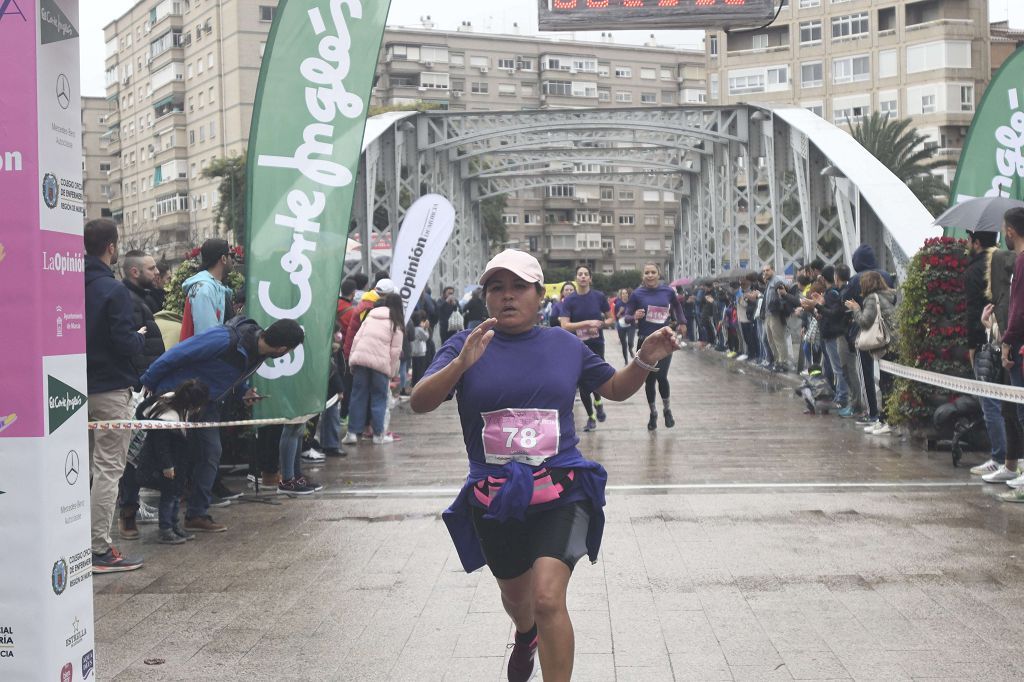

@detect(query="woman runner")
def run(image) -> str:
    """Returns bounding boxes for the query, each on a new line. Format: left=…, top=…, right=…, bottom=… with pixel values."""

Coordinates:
left=411, top=250, right=679, bottom=682
left=559, top=265, right=614, bottom=432
left=548, top=282, right=575, bottom=328
left=614, top=287, right=636, bottom=364
left=626, top=262, right=687, bottom=431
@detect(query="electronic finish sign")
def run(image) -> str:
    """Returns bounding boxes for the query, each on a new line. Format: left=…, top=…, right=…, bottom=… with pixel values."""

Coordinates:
left=539, top=0, right=777, bottom=31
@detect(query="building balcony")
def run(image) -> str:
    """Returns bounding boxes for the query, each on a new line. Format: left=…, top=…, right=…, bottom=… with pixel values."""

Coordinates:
left=151, top=76, right=186, bottom=103
left=726, top=43, right=791, bottom=57
left=154, top=144, right=188, bottom=165
left=905, top=18, right=975, bottom=38
left=148, top=46, right=184, bottom=73
left=152, top=108, right=186, bottom=129
left=152, top=177, right=189, bottom=195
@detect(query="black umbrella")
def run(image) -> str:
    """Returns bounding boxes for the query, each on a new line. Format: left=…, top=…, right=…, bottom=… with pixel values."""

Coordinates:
left=932, top=197, right=1024, bottom=233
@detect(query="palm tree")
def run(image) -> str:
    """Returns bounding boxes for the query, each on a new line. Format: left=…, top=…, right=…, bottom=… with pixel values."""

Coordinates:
left=201, top=155, right=246, bottom=244
left=848, top=112, right=949, bottom=217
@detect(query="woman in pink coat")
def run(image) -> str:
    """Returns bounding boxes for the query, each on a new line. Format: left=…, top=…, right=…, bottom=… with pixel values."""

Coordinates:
left=344, top=294, right=405, bottom=445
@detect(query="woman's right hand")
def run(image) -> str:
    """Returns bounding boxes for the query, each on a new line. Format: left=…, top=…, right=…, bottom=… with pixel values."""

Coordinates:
left=455, top=317, right=497, bottom=371
left=634, top=308, right=646, bottom=320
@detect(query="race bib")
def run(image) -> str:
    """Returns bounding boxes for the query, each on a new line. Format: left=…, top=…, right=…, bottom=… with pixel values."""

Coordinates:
left=576, top=325, right=600, bottom=340
left=646, top=305, right=669, bottom=324
left=481, top=408, right=560, bottom=466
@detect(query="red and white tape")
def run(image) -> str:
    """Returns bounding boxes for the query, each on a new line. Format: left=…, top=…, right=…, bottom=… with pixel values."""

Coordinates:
left=87, top=395, right=340, bottom=430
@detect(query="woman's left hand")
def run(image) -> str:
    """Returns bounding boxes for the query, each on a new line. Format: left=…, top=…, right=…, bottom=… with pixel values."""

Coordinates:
left=637, top=327, right=681, bottom=364
left=845, top=300, right=860, bottom=312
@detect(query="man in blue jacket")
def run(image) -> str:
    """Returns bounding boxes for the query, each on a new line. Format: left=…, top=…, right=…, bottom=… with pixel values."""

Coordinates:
left=85, top=219, right=146, bottom=573
left=141, top=316, right=304, bottom=532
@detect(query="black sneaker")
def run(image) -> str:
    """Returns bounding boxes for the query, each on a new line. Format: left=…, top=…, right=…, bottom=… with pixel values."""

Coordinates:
left=647, top=413, right=658, bottom=431
left=171, top=524, right=195, bottom=541
left=92, top=546, right=144, bottom=573
left=582, top=417, right=597, bottom=432
left=323, top=448, right=347, bottom=458
left=212, top=480, right=242, bottom=500
left=507, top=627, right=538, bottom=682
left=278, top=479, right=316, bottom=496
left=295, top=475, right=324, bottom=492
left=663, top=408, right=675, bottom=428
left=595, top=402, right=607, bottom=422
left=158, top=528, right=186, bottom=545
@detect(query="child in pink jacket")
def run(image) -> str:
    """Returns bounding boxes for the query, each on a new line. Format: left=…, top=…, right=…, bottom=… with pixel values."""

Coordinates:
left=343, top=294, right=405, bottom=445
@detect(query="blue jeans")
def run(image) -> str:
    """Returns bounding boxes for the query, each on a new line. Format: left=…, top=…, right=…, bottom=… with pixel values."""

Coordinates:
left=823, top=338, right=850, bottom=406
left=320, top=401, right=341, bottom=451
left=974, top=353, right=1007, bottom=464
left=279, top=423, right=305, bottom=481
left=349, top=366, right=389, bottom=435
left=187, top=403, right=222, bottom=519
left=398, top=357, right=410, bottom=391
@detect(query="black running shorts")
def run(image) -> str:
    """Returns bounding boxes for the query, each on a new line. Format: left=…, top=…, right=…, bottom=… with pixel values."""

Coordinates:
left=470, top=501, right=591, bottom=580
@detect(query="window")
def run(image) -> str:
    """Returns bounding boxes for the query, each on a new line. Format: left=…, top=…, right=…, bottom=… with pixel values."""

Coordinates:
left=420, top=73, right=450, bottom=89
left=640, top=92, right=657, bottom=104
left=450, top=52, right=464, bottom=67
left=644, top=214, right=660, bottom=226
left=615, top=91, right=632, bottom=103
left=641, top=67, right=657, bottom=80
left=618, top=190, right=635, bottom=200
left=550, top=235, right=574, bottom=250
left=208, top=53, right=214, bottom=69
left=801, top=62, right=823, bottom=88
left=833, top=95, right=869, bottom=125
left=767, top=66, right=788, bottom=87
left=420, top=46, right=448, bottom=63
left=600, top=213, right=614, bottom=225
left=516, top=57, right=534, bottom=71
left=618, top=214, right=635, bottom=225
left=752, top=34, right=769, bottom=51
left=501, top=214, right=519, bottom=225
left=598, top=62, right=610, bottom=77
left=571, top=82, right=598, bottom=98
left=800, top=21, right=822, bottom=44
left=879, top=94, right=897, bottom=117
left=644, top=239, right=661, bottom=253
left=498, top=83, right=516, bottom=96
left=469, top=56, right=490, bottom=69
left=614, top=66, right=632, bottom=78
left=729, top=73, right=765, bottom=95
left=600, top=187, right=614, bottom=200
left=832, top=55, right=870, bottom=84
left=619, top=238, right=636, bottom=251
left=576, top=211, right=599, bottom=225
left=470, top=82, right=488, bottom=94
left=921, top=94, right=936, bottom=114
left=259, top=6, right=274, bottom=22
left=523, top=213, right=541, bottom=225
left=907, top=40, right=972, bottom=74
left=660, top=68, right=673, bottom=80
left=878, top=49, right=897, bottom=79
left=710, top=74, right=719, bottom=100
left=664, top=215, right=676, bottom=227
left=209, top=120, right=215, bottom=139
left=546, top=185, right=575, bottom=198
left=643, top=190, right=661, bottom=202
left=497, top=58, right=516, bottom=70
left=804, top=102, right=823, bottom=117
left=831, top=12, right=869, bottom=40
left=709, top=35, right=718, bottom=56
left=960, top=85, right=974, bottom=112
left=799, top=0, right=820, bottom=7
left=543, top=80, right=572, bottom=97
left=598, top=89, right=610, bottom=102
left=662, top=90, right=675, bottom=105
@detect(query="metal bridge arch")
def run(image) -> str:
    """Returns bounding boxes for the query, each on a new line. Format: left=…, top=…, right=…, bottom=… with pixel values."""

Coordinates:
left=349, top=106, right=934, bottom=294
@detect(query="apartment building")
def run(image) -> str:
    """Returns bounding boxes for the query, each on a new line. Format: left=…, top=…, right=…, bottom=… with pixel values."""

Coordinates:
left=82, top=96, right=113, bottom=225
left=95, top=2, right=704, bottom=269
left=100, top=0, right=270, bottom=257
left=705, top=0, right=991, bottom=184
left=375, top=23, right=705, bottom=273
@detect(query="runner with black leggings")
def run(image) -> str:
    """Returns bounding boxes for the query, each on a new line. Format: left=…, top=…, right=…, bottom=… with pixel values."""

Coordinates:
left=559, top=265, right=614, bottom=432
left=626, top=262, right=687, bottom=431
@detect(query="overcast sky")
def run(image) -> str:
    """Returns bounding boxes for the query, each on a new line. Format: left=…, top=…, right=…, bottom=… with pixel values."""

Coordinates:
left=80, top=0, right=1023, bottom=97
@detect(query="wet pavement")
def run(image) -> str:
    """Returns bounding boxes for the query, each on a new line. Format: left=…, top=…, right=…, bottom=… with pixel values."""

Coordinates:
left=94, top=346, right=1024, bottom=681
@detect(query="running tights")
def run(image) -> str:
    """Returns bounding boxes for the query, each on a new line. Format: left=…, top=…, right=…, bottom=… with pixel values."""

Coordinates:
left=579, top=342, right=606, bottom=417
left=642, top=344, right=673, bottom=404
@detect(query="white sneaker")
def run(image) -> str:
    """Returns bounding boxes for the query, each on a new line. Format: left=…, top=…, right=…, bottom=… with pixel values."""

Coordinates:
left=969, top=459, right=1000, bottom=475
left=372, top=434, right=394, bottom=445
left=862, top=421, right=880, bottom=432
left=341, top=432, right=358, bottom=445
left=1006, top=472, right=1024, bottom=489
left=137, top=501, right=158, bottom=525
left=982, top=465, right=1022, bottom=483
left=736, top=354, right=748, bottom=362
left=870, top=423, right=892, bottom=435
left=301, top=447, right=326, bottom=462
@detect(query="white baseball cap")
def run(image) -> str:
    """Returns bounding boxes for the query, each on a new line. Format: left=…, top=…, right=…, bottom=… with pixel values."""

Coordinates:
left=478, top=249, right=544, bottom=286
left=375, top=278, right=397, bottom=294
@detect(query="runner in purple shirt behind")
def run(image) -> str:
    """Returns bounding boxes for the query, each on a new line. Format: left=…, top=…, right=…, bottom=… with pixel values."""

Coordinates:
left=559, top=265, right=615, bottom=433
left=625, top=261, right=687, bottom=431
left=411, top=250, right=679, bottom=682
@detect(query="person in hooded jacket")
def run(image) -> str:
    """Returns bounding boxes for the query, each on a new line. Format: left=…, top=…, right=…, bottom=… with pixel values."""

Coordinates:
left=847, top=271, right=898, bottom=435
left=180, top=238, right=234, bottom=340
left=121, top=250, right=166, bottom=376
left=343, top=294, right=405, bottom=445
left=84, top=219, right=147, bottom=573
left=843, top=244, right=896, bottom=428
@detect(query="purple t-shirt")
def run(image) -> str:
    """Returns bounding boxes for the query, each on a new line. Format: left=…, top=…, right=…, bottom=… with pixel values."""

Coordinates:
left=560, top=289, right=610, bottom=346
left=625, top=285, right=686, bottom=339
left=424, top=326, right=616, bottom=465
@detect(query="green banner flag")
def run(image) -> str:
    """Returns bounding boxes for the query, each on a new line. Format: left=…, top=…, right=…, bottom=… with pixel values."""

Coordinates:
left=946, top=45, right=1024, bottom=238
left=245, top=0, right=391, bottom=418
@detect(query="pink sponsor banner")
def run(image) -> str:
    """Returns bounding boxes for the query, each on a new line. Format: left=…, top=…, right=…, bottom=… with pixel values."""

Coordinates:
left=0, top=1, right=41, bottom=437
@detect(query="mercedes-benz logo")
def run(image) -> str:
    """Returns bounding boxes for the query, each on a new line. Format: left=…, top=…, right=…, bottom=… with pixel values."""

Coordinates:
left=56, top=73, right=70, bottom=110
left=64, top=450, right=79, bottom=485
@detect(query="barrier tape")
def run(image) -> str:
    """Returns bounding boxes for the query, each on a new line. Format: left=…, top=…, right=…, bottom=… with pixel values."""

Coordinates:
left=87, top=395, right=340, bottom=431
left=879, top=360, right=1024, bottom=405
